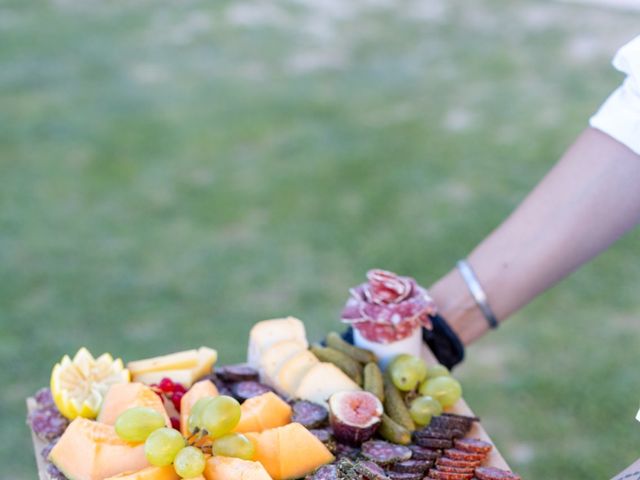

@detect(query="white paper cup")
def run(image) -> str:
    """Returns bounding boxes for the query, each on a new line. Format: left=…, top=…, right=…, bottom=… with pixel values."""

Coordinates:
left=353, top=327, right=423, bottom=369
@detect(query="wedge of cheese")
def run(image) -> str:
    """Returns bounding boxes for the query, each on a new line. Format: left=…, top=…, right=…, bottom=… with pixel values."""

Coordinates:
left=247, top=317, right=307, bottom=368
left=275, top=350, right=319, bottom=395
left=129, top=347, right=217, bottom=388
left=260, top=339, right=306, bottom=386
left=294, top=363, right=361, bottom=406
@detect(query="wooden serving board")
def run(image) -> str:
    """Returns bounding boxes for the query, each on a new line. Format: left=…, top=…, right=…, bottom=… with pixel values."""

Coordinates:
left=29, top=345, right=509, bottom=478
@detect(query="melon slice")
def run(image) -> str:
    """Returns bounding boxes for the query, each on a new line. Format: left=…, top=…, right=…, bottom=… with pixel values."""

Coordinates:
left=259, top=339, right=306, bottom=385
left=245, top=428, right=281, bottom=480
left=49, top=417, right=149, bottom=480
left=98, top=383, right=170, bottom=426
left=105, top=465, right=179, bottom=480
left=275, top=350, right=319, bottom=395
left=204, top=456, right=272, bottom=480
left=234, top=392, right=292, bottom=433
left=246, top=423, right=333, bottom=480
left=247, top=317, right=307, bottom=368
left=180, top=379, right=219, bottom=436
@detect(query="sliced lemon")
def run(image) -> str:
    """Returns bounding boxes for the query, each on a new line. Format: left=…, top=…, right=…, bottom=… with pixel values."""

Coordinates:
left=50, top=347, right=130, bottom=420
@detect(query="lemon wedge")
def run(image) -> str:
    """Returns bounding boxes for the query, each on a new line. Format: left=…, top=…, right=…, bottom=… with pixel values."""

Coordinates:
left=50, top=347, right=130, bottom=420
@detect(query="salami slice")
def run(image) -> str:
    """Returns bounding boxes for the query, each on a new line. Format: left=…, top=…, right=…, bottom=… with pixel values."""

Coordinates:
left=309, top=428, right=333, bottom=443
left=291, top=400, right=329, bottom=428
left=308, top=464, right=338, bottom=480
left=474, top=467, right=521, bottom=480
left=389, top=459, right=432, bottom=473
left=428, top=470, right=474, bottom=480
left=408, top=445, right=441, bottom=461
left=216, top=364, right=259, bottom=382
left=414, top=437, right=453, bottom=449
left=230, top=381, right=273, bottom=401
left=385, top=471, right=423, bottom=480
left=354, top=460, right=391, bottom=480
left=429, top=417, right=473, bottom=434
left=442, top=449, right=486, bottom=462
left=334, top=442, right=360, bottom=460
left=414, top=428, right=461, bottom=440
left=436, top=457, right=480, bottom=468
left=435, top=465, right=475, bottom=474
left=361, top=440, right=412, bottom=465
left=453, top=438, right=492, bottom=454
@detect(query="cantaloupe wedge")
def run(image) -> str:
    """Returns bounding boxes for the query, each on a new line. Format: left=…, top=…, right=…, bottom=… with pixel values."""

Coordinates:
left=180, top=379, right=219, bottom=436
left=105, top=465, right=179, bottom=480
left=98, top=383, right=170, bottom=427
left=49, top=418, right=150, bottom=480
left=204, top=456, right=272, bottom=480
left=245, top=428, right=281, bottom=480
left=234, top=392, right=291, bottom=433
left=246, top=423, right=333, bottom=480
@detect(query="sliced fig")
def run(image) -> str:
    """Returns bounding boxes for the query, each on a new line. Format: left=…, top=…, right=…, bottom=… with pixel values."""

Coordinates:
left=329, top=390, right=383, bottom=445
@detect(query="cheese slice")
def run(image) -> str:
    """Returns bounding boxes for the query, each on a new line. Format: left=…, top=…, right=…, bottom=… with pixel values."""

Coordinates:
left=133, top=369, right=195, bottom=387
left=275, top=350, right=319, bottom=396
left=294, top=363, right=361, bottom=406
left=247, top=317, right=307, bottom=368
left=191, top=347, right=218, bottom=380
left=128, top=350, right=200, bottom=376
left=260, top=339, right=306, bottom=386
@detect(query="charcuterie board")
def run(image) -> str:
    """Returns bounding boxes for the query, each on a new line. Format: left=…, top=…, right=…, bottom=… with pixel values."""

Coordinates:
left=29, top=342, right=510, bottom=479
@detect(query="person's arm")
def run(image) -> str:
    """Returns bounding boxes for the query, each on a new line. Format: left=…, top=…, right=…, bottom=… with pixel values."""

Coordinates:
left=429, top=127, right=640, bottom=345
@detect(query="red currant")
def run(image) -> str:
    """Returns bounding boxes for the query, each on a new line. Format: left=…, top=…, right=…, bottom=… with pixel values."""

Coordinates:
left=173, top=383, right=187, bottom=394
left=159, top=378, right=175, bottom=393
left=172, top=391, right=184, bottom=412
left=170, top=417, right=180, bottom=430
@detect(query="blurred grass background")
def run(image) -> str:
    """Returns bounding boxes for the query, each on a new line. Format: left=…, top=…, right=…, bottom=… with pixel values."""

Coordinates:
left=1, top=0, right=640, bottom=478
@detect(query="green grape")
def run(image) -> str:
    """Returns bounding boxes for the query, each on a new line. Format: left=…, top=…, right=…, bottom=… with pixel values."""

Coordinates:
left=173, top=446, right=206, bottom=478
left=200, top=395, right=241, bottom=438
left=115, top=407, right=166, bottom=443
left=144, top=427, right=186, bottom=467
left=409, top=396, right=443, bottom=426
left=418, top=376, right=462, bottom=408
left=188, top=396, right=216, bottom=434
left=389, top=354, right=427, bottom=391
left=212, top=433, right=255, bottom=460
left=426, top=364, right=450, bottom=379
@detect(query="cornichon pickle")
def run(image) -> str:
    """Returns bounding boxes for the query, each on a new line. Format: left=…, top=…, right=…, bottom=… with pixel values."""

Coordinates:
left=310, top=345, right=363, bottom=386
left=363, top=362, right=384, bottom=402
left=325, top=331, right=377, bottom=364
left=378, top=414, right=412, bottom=445
left=383, top=373, right=415, bottom=431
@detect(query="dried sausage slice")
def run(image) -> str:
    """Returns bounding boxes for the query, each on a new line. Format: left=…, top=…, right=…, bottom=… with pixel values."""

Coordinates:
left=361, top=440, right=412, bottom=465
left=443, top=448, right=486, bottom=462
left=291, top=401, right=329, bottom=428
left=475, top=466, right=521, bottom=480
left=453, top=438, right=493, bottom=454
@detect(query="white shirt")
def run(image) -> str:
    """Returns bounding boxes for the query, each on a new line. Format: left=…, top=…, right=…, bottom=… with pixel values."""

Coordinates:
left=590, top=35, right=640, bottom=155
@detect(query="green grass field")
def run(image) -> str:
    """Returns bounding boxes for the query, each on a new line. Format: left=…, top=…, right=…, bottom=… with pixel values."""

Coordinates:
left=2, top=0, right=640, bottom=477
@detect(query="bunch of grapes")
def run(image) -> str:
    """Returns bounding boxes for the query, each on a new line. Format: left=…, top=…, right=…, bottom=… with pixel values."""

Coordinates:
left=115, top=393, right=254, bottom=478
left=388, top=354, right=462, bottom=427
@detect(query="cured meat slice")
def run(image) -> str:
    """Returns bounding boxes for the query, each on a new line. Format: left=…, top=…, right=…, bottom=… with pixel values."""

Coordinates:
left=309, top=428, right=333, bottom=443
left=308, top=464, right=338, bottom=480
left=408, top=445, right=441, bottom=461
left=216, top=364, right=259, bottom=382
left=389, top=459, right=432, bottom=473
left=334, top=442, right=360, bottom=460
left=354, top=460, right=391, bottom=480
left=428, top=469, right=474, bottom=480
left=385, top=471, right=423, bottom=480
left=291, top=400, right=329, bottom=428
left=436, top=457, right=481, bottom=468
left=442, top=449, right=486, bottom=462
left=414, top=427, right=464, bottom=440
left=230, top=381, right=273, bottom=401
left=414, top=437, right=453, bottom=449
left=361, top=440, right=412, bottom=465
left=435, top=465, right=475, bottom=474
left=475, top=466, right=521, bottom=480
left=453, top=438, right=492, bottom=454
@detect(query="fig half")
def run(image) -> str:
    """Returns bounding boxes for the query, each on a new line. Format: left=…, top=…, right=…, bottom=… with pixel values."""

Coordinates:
left=329, top=390, right=383, bottom=445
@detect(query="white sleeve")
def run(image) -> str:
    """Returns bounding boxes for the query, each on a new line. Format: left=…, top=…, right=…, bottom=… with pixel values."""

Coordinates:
left=589, top=35, right=640, bottom=155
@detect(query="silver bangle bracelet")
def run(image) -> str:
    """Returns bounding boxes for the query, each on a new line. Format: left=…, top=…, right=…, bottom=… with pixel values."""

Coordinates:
left=456, top=259, right=499, bottom=329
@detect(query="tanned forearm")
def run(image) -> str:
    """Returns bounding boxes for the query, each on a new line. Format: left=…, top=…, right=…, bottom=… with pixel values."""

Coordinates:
left=429, top=128, right=640, bottom=345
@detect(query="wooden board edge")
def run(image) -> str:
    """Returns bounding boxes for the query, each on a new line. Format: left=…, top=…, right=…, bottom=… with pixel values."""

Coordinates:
left=27, top=398, right=53, bottom=480
left=421, top=344, right=511, bottom=470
